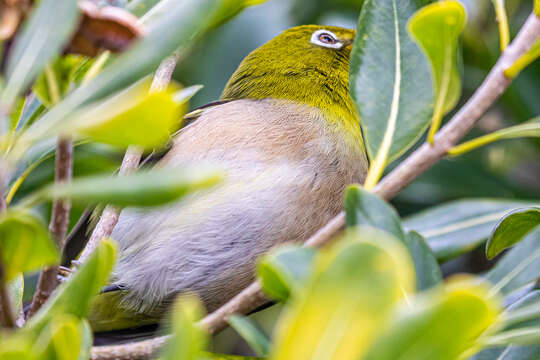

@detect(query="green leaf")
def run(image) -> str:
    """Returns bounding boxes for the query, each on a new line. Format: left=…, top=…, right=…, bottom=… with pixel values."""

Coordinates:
left=404, top=231, right=442, bottom=291
left=41, top=166, right=223, bottom=207
left=228, top=315, right=271, bottom=357
left=270, top=227, right=415, bottom=360
left=159, top=295, right=207, bottom=360
left=257, top=245, right=316, bottom=302
left=408, top=0, right=466, bottom=143
left=485, top=328, right=540, bottom=347
left=486, top=227, right=540, bottom=296
left=32, top=315, right=82, bottom=360
left=0, top=210, right=58, bottom=281
left=449, top=117, right=540, bottom=156
left=486, top=207, right=540, bottom=260
left=0, top=0, right=80, bottom=108
left=63, top=80, right=184, bottom=149
left=27, top=239, right=117, bottom=333
left=344, top=186, right=441, bottom=290
left=350, top=0, right=434, bottom=188
left=344, top=185, right=405, bottom=240
left=403, top=199, right=539, bottom=261
left=363, top=278, right=501, bottom=360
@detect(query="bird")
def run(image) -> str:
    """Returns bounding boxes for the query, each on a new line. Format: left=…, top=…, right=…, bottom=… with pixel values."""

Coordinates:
left=88, top=25, right=368, bottom=332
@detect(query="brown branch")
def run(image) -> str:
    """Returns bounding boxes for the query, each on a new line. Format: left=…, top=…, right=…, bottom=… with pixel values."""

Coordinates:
left=27, top=138, right=73, bottom=317
left=89, top=13, right=540, bottom=360
left=77, top=52, right=180, bottom=265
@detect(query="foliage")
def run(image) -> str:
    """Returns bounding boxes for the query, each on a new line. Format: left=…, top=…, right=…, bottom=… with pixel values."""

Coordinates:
left=0, top=0, right=539, bottom=359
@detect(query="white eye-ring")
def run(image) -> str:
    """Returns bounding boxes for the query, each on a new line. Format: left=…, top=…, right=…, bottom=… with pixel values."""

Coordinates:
left=311, top=29, right=343, bottom=49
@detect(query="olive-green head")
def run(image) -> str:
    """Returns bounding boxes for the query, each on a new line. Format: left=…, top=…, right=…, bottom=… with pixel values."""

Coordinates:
left=222, top=25, right=357, bottom=121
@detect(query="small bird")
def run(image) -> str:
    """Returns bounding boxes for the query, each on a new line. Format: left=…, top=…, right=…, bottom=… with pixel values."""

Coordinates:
left=89, top=25, right=368, bottom=331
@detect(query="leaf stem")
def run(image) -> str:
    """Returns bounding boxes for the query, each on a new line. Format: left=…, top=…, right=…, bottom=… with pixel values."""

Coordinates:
left=493, top=0, right=510, bottom=51
left=504, top=37, right=540, bottom=78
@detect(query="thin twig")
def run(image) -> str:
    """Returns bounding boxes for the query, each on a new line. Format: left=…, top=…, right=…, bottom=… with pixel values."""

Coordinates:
left=76, top=51, right=180, bottom=265
left=89, top=13, right=540, bottom=360
left=27, top=138, right=73, bottom=317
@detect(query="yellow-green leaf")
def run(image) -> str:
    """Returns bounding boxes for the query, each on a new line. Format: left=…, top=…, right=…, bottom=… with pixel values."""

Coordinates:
left=32, top=315, right=82, bottom=360
left=363, top=277, right=501, bottom=360
left=63, top=80, right=183, bottom=149
left=0, top=210, right=58, bottom=281
left=159, top=295, right=207, bottom=360
left=270, top=227, right=414, bottom=360
left=408, top=0, right=466, bottom=143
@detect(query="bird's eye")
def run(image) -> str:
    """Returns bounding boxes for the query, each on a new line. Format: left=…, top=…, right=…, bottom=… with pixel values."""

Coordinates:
left=319, top=33, right=337, bottom=44
left=311, top=29, right=343, bottom=49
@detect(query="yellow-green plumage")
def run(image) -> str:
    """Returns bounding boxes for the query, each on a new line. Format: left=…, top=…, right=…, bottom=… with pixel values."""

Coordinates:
left=89, top=25, right=367, bottom=332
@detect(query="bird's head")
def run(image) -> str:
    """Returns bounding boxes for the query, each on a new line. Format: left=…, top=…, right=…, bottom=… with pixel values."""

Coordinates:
left=222, top=25, right=357, bottom=121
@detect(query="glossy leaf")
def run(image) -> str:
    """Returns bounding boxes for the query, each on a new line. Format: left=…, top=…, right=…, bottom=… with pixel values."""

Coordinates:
left=27, top=239, right=117, bottom=333
left=350, top=0, right=434, bottom=187
left=403, top=199, right=539, bottom=261
left=344, top=185, right=405, bottom=240
left=449, top=117, right=540, bottom=156
left=0, top=0, right=80, bottom=108
left=486, top=207, right=540, bottom=260
left=345, top=185, right=442, bottom=290
left=363, top=278, right=501, bottom=360
left=486, top=227, right=540, bottom=296
left=228, top=315, right=271, bottom=356
left=257, top=245, right=316, bottom=302
left=20, top=0, right=220, bottom=147
left=41, top=166, right=222, bottom=207
left=408, top=1, right=466, bottom=143
left=404, top=231, right=442, bottom=291
left=270, top=227, right=414, bottom=360
left=63, top=81, right=183, bottom=149
left=0, top=210, right=58, bottom=281
left=159, top=295, right=207, bottom=360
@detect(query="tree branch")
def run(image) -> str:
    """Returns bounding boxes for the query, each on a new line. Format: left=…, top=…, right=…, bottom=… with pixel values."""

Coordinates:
left=90, top=13, right=540, bottom=360
left=28, top=137, right=73, bottom=317
left=77, top=52, right=180, bottom=265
